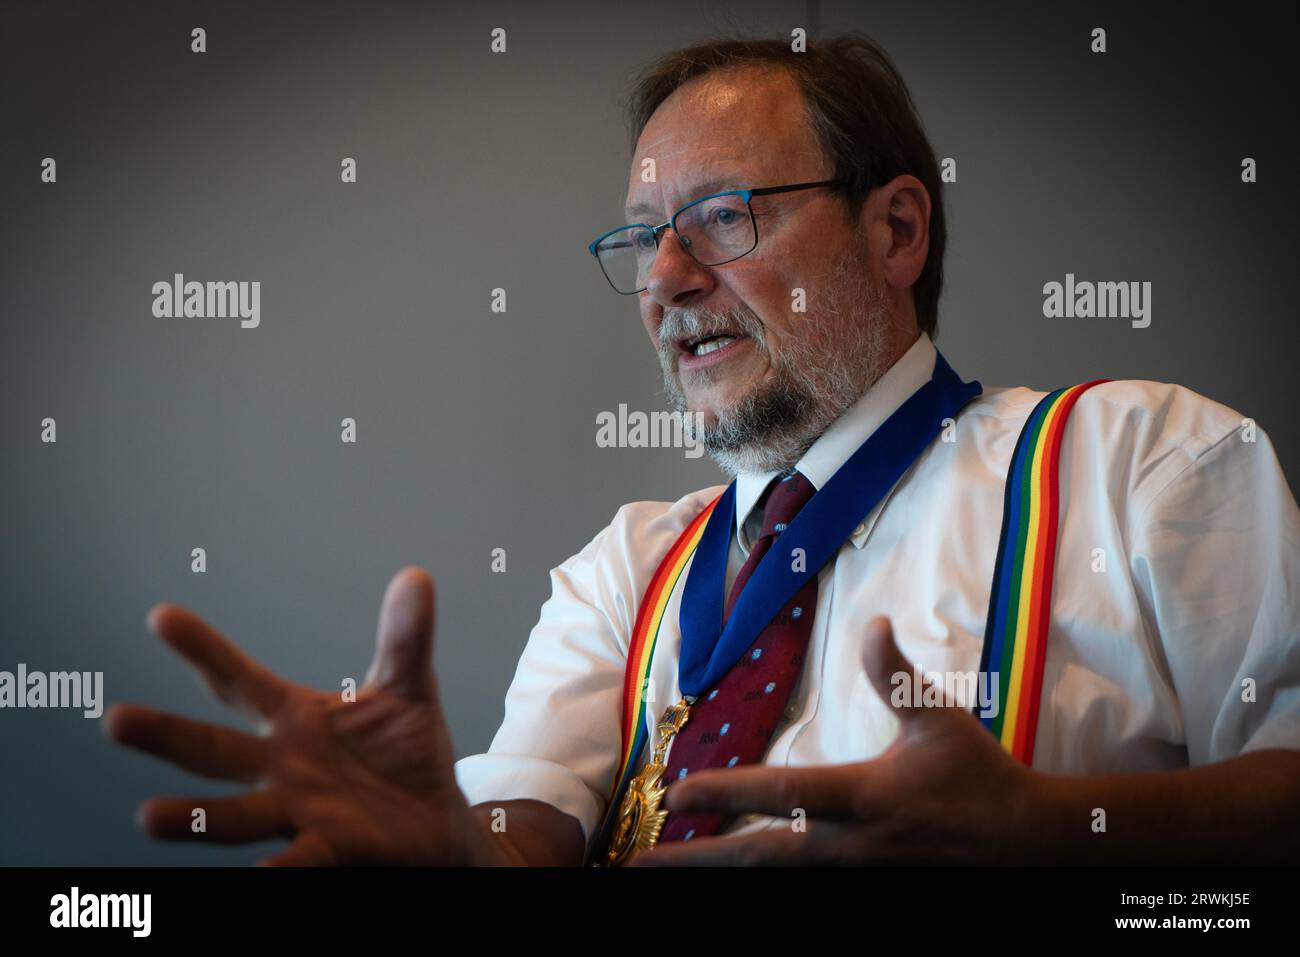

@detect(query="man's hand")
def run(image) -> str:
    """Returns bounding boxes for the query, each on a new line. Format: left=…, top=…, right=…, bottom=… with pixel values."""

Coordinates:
left=631, top=616, right=1051, bottom=866
left=104, top=567, right=530, bottom=865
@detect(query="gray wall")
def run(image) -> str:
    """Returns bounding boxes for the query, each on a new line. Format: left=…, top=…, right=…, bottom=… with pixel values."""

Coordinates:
left=1, top=0, right=1294, bottom=863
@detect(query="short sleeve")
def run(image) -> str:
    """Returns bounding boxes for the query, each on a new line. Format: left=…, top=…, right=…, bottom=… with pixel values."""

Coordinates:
left=453, top=510, right=639, bottom=855
left=1130, top=421, right=1300, bottom=764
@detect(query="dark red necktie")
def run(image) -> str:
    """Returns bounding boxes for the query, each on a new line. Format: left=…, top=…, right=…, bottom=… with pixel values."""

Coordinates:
left=659, top=470, right=818, bottom=843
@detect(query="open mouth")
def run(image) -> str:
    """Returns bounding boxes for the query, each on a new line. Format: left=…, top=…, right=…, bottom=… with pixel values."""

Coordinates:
left=678, top=332, right=744, bottom=357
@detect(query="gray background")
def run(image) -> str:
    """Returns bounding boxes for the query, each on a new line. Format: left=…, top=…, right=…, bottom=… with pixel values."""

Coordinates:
left=1, top=0, right=1295, bottom=864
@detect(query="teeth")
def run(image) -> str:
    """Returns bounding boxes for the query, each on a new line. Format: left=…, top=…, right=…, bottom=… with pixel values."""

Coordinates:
left=693, top=335, right=736, bottom=356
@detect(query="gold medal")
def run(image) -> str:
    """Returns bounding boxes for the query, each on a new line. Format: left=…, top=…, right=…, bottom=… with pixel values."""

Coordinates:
left=599, top=697, right=692, bottom=866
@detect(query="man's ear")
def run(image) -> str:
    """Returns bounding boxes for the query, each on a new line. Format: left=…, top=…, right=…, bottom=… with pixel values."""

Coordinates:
left=860, top=174, right=931, bottom=293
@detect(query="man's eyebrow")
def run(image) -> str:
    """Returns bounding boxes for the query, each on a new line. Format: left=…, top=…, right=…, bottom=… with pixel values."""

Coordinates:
left=623, top=177, right=744, bottom=220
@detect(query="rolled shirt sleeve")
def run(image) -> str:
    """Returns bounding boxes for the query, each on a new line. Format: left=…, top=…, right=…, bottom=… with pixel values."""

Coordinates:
left=454, top=522, right=625, bottom=851
left=1128, top=404, right=1300, bottom=764
left=453, top=494, right=715, bottom=855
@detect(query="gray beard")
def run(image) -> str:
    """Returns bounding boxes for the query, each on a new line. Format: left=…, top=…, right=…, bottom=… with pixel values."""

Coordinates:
left=658, top=249, right=894, bottom=476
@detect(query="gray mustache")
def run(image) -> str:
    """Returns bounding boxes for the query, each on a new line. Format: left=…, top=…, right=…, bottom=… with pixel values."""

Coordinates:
left=658, top=308, right=765, bottom=352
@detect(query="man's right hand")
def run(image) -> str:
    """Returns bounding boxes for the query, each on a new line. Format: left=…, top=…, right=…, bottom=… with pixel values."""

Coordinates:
left=103, top=566, right=581, bottom=866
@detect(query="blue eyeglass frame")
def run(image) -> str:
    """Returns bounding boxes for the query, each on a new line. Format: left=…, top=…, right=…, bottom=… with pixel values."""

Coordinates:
left=587, top=179, right=847, bottom=294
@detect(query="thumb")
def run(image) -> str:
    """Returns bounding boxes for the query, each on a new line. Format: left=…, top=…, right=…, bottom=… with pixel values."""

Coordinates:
left=364, top=566, right=436, bottom=699
left=861, top=615, right=937, bottom=725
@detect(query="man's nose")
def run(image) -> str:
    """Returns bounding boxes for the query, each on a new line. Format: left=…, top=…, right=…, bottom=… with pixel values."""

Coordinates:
left=644, top=230, right=716, bottom=308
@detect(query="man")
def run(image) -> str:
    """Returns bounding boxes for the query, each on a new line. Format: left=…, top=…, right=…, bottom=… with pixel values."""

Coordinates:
left=104, top=35, right=1300, bottom=866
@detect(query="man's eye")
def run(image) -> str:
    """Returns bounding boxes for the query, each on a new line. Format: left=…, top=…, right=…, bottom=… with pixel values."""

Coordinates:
left=710, top=208, right=741, bottom=226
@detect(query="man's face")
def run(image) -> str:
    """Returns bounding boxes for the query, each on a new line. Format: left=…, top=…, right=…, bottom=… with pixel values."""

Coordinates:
left=625, top=66, right=895, bottom=475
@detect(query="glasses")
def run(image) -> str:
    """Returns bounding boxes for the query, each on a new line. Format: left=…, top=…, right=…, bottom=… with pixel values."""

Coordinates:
left=588, top=180, right=846, bottom=295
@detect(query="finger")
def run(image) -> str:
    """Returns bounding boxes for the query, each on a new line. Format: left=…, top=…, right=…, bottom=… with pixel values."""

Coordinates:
left=102, top=703, right=269, bottom=783
left=631, top=821, right=851, bottom=866
left=666, top=763, right=861, bottom=820
left=137, top=790, right=291, bottom=844
left=363, top=566, right=436, bottom=700
left=861, top=615, right=950, bottom=724
left=148, top=604, right=290, bottom=721
left=257, top=833, right=335, bottom=867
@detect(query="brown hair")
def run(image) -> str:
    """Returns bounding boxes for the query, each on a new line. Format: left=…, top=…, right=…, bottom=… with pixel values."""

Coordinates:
left=626, top=33, right=946, bottom=338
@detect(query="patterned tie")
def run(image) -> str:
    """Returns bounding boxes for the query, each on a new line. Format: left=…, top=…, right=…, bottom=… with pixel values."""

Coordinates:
left=659, top=470, right=818, bottom=843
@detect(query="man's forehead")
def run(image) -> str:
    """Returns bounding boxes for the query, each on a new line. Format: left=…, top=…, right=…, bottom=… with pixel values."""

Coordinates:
left=623, top=67, right=821, bottom=216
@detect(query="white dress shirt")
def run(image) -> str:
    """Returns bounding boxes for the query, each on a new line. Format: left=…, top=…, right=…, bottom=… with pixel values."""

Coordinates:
left=454, top=332, right=1300, bottom=857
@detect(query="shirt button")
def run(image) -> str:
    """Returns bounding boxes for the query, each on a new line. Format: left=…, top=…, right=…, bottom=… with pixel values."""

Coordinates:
left=852, top=522, right=866, bottom=537
left=784, top=703, right=799, bottom=719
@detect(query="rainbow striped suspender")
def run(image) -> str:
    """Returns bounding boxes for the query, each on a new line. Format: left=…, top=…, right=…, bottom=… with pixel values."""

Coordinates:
left=588, top=379, right=1106, bottom=861
left=977, top=380, right=1109, bottom=762
left=588, top=493, right=721, bottom=861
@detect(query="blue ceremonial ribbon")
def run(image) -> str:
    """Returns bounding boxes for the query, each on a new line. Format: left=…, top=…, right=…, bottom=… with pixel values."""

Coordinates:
left=677, top=350, right=982, bottom=696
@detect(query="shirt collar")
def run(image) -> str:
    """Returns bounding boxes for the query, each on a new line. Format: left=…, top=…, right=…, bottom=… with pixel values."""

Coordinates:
left=733, top=331, right=937, bottom=551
